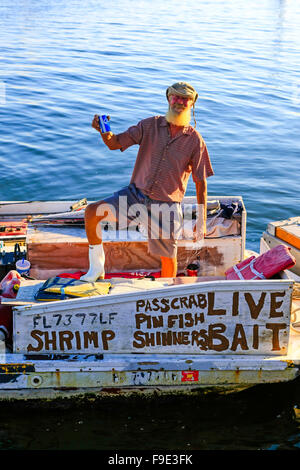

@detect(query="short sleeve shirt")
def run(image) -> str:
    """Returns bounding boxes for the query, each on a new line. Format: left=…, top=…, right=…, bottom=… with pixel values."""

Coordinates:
left=116, top=116, right=214, bottom=203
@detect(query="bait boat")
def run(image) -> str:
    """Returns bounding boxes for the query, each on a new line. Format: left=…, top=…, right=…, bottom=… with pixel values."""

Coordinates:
left=0, top=198, right=299, bottom=401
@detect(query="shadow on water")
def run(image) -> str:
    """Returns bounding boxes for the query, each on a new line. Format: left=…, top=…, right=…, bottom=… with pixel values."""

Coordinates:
left=1, top=378, right=300, bottom=450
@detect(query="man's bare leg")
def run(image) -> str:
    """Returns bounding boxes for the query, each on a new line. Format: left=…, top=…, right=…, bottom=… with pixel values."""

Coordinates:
left=80, top=201, right=117, bottom=282
left=160, top=256, right=177, bottom=278
left=82, top=203, right=178, bottom=280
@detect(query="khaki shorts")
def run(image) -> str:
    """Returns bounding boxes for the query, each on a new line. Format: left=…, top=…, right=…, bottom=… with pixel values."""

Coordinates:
left=103, top=183, right=183, bottom=258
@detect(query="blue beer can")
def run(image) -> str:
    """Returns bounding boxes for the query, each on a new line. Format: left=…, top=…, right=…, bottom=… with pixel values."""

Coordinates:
left=98, top=115, right=111, bottom=133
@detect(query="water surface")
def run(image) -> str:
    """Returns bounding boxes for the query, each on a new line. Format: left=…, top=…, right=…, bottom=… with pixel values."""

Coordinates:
left=0, top=0, right=300, bottom=451
left=0, top=0, right=299, bottom=251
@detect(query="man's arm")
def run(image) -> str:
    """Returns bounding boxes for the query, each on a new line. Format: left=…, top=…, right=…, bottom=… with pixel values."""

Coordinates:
left=92, top=114, right=122, bottom=150
left=194, top=179, right=207, bottom=240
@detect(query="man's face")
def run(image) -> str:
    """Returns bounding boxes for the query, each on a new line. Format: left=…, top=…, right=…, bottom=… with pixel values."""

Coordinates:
left=168, top=94, right=193, bottom=115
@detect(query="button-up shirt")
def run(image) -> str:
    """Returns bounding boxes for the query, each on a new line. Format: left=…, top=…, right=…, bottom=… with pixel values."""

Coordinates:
left=116, top=116, right=214, bottom=202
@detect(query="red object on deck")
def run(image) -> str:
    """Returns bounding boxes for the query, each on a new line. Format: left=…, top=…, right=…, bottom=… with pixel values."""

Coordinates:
left=225, top=244, right=296, bottom=280
left=0, top=270, right=21, bottom=342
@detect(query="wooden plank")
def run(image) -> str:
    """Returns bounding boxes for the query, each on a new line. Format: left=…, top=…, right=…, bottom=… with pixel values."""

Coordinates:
left=13, top=279, right=293, bottom=356
left=3, top=352, right=296, bottom=371
left=276, top=225, right=300, bottom=250
left=26, top=225, right=87, bottom=244
left=267, top=217, right=300, bottom=237
left=0, top=196, right=244, bottom=216
left=26, top=222, right=242, bottom=277
left=27, top=238, right=241, bottom=277
left=0, top=201, right=78, bottom=216
left=3, top=276, right=225, bottom=306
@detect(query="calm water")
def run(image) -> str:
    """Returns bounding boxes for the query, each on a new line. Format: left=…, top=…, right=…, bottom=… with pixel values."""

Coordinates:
left=1, top=383, right=300, bottom=451
left=1, top=0, right=299, bottom=251
left=0, top=0, right=300, bottom=451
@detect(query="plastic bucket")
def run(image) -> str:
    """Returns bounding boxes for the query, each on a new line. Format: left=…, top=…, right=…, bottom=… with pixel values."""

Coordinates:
left=186, top=263, right=198, bottom=277
left=16, top=259, right=31, bottom=276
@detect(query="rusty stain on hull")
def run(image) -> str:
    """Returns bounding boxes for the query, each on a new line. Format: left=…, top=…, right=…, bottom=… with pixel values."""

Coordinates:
left=55, top=370, right=61, bottom=386
left=0, top=364, right=34, bottom=374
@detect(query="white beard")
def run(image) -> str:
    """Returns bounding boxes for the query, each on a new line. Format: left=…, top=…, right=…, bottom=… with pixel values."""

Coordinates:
left=165, top=106, right=192, bottom=127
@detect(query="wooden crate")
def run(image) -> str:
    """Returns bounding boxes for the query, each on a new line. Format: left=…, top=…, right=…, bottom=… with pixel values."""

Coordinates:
left=26, top=222, right=245, bottom=279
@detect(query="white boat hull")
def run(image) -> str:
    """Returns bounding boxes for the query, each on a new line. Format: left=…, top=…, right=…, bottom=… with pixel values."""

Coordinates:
left=1, top=199, right=300, bottom=401
left=0, top=351, right=299, bottom=401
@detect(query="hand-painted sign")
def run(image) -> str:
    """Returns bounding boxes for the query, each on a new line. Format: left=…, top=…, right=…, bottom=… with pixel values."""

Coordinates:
left=13, top=281, right=292, bottom=356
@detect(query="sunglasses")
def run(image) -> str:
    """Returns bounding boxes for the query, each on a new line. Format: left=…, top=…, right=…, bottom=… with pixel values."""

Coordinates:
left=169, top=94, right=192, bottom=105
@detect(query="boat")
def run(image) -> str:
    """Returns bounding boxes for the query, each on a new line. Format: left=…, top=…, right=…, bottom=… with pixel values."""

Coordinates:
left=0, top=197, right=299, bottom=401
left=260, top=216, right=300, bottom=279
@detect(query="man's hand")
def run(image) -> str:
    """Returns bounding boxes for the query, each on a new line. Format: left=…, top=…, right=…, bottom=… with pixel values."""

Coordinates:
left=193, top=180, right=207, bottom=243
left=92, top=114, right=121, bottom=150
left=92, top=114, right=102, bottom=133
left=193, top=216, right=206, bottom=242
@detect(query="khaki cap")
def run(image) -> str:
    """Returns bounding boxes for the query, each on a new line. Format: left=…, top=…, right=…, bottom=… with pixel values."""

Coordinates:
left=166, top=81, right=198, bottom=103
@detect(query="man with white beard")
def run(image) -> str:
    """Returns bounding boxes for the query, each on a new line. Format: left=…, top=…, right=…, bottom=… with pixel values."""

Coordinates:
left=80, top=82, right=214, bottom=282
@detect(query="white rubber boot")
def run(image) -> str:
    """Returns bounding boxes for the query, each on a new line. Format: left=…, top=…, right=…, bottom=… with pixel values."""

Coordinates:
left=80, top=244, right=105, bottom=282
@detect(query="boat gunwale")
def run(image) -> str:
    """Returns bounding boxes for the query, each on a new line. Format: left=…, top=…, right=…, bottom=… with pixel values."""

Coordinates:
left=12, top=278, right=294, bottom=314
